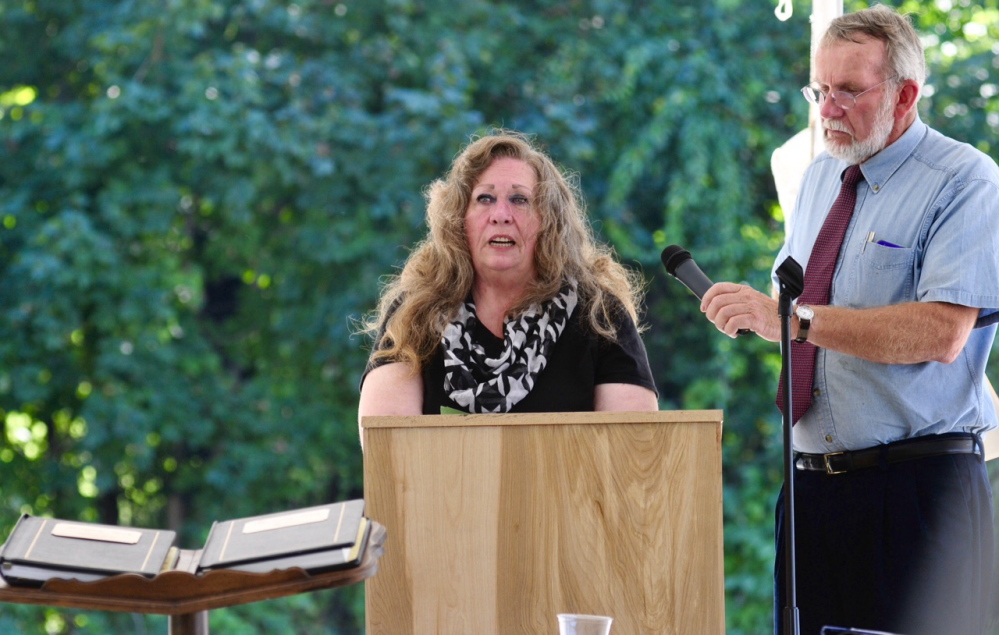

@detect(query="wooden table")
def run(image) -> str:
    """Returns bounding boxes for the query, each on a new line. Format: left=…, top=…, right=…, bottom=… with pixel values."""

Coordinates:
left=0, top=523, right=385, bottom=634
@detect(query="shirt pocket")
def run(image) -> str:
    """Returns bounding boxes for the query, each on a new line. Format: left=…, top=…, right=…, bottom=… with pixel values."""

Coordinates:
left=841, top=242, right=916, bottom=307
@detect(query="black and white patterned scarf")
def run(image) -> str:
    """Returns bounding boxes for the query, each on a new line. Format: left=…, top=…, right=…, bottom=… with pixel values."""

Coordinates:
left=442, top=280, right=578, bottom=413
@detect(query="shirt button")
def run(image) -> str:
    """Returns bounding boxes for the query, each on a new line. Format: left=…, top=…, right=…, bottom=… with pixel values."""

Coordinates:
left=812, top=388, right=821, bottom=397
left=825, top=435, right=834, bottom=443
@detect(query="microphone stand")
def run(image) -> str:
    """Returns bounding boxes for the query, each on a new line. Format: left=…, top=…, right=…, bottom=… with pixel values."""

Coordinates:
left=775, top=256, right=804, bottom=635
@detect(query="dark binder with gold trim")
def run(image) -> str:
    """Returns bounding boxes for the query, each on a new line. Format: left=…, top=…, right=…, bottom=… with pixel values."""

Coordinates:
left=197, top=499, right=368, bottom=575
left=0, top=515, right=178, bottom=587
left=0, top=499, right=370, bottom=587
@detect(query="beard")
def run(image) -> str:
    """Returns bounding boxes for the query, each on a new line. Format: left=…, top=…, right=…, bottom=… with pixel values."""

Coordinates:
left=822, top=94, right=895, bottom=164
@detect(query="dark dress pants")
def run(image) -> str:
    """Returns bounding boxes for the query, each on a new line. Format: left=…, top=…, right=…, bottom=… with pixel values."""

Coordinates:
left=774, top=452, right=994, bottom=635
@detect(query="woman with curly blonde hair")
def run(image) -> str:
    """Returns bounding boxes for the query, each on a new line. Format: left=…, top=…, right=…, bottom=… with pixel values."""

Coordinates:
left=359, top=131, right=657, bottom=419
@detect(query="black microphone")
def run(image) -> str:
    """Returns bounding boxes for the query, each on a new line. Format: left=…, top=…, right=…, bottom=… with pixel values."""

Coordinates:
left=661, top=244, right=751, bottom=335
left=661, top=245, right=713, bottom=299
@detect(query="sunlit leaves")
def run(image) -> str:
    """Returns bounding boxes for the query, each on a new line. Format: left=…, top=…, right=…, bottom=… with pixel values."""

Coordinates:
left=1, top=1, right=997, bottom=633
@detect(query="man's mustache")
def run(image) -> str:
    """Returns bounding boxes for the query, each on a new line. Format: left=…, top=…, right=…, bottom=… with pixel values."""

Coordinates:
left=823, top=120, right=854, bottom=137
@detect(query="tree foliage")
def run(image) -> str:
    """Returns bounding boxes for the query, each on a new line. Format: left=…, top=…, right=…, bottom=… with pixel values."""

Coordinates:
left=0, top=0, right=996, bottom=632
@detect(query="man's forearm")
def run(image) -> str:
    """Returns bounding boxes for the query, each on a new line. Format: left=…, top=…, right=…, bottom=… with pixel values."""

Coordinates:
left=803, top=301, right=978, bottom=365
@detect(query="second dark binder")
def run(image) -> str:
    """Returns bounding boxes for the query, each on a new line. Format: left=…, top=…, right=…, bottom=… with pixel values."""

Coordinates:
left=197, top=499, right=368, bottom=574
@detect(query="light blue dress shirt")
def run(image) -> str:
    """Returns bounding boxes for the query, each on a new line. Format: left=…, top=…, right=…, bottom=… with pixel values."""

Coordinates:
left=773, top=116, right=999, bottom=453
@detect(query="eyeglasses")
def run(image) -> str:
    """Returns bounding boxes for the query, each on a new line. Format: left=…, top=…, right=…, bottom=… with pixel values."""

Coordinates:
left=801, top=76, right=898, bottom=110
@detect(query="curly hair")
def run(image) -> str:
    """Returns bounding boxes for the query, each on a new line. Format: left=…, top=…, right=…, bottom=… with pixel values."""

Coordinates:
left=362, top=130, right=645, bottom=372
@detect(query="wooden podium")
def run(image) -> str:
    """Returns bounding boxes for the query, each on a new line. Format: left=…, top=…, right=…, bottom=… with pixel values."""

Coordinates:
left=361, top=410, right=725, bottom=634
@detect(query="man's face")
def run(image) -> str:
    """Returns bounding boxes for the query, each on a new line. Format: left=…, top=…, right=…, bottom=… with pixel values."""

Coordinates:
left=814, top=36, right=899, bottom=164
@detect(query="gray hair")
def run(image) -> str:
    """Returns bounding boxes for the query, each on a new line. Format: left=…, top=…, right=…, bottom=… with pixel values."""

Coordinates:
left=822, top=4, right=927, bottom=85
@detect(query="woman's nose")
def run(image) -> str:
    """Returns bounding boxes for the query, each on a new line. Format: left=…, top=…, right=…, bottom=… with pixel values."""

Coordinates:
left=489, top=201, right=513, bottom=223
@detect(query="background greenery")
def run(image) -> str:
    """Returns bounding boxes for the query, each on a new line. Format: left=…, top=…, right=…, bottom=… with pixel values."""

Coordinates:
left=1, top=0, right=997, bottom=632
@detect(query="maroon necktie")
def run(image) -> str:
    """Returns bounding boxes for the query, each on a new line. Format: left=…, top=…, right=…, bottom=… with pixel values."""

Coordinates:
left=778, top=164, right=864, bottom=424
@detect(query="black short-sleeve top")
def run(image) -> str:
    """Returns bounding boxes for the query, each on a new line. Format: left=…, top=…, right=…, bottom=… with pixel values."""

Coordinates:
left=362, top=301, right=659, bottom=414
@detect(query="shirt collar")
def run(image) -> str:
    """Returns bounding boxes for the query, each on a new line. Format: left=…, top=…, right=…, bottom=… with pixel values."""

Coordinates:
left=858, top=114, right=927, bottom=193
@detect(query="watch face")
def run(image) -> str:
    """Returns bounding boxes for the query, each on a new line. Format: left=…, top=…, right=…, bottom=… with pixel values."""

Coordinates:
left=797, top=305, right=814, bottom=320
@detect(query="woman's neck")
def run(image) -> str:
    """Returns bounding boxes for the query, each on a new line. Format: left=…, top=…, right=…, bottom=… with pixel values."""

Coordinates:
left=471, top=281, right=528, bottom=338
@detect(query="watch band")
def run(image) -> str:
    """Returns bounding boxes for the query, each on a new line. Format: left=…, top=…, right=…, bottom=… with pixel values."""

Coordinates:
left=794, top=305, right=813, bottom=344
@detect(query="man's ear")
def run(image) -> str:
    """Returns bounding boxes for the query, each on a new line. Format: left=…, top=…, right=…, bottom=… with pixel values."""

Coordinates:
left=895, top=79, right=920, bottom=120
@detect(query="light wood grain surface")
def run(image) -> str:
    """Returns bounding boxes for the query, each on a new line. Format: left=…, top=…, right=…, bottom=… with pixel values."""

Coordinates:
left=362, top=411, right=725, bottom=635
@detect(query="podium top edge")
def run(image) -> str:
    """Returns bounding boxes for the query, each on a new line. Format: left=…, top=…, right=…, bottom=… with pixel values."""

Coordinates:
left=360, top=409, right=723, bottom=430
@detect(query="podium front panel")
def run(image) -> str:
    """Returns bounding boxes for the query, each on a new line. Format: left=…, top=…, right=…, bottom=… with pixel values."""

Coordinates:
left=362, top=410, right=724, bottom=635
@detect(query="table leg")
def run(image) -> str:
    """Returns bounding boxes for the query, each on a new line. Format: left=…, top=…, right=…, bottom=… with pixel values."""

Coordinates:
left=168, top=611, right=209, bottom=634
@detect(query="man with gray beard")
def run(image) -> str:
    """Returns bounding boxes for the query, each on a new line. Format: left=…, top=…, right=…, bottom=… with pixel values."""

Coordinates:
left=700, top=5, right=999, bottom=634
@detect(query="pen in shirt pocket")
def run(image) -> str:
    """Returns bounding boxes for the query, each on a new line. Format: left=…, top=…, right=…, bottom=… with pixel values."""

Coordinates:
left=864, top=231, right=903, bottom=251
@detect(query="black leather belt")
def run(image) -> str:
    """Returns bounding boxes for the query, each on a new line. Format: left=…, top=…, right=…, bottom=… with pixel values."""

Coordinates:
left=795, top=433, right=982, bottom=475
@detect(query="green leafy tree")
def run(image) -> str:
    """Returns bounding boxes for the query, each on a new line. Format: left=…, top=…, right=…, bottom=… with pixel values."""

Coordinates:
left=1, top=1, right=996, bottom=632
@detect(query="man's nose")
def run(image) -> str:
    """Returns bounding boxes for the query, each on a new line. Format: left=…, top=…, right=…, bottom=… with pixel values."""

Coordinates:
left=820, top=94, right=846, bottom=119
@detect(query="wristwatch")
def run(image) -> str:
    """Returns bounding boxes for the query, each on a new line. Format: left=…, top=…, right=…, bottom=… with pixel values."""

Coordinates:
left=794, top=305, right=814, bottom=344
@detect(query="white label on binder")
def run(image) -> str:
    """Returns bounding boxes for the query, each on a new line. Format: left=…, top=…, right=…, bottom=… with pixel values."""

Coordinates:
left=51, top=522, right=142, bottom=545
left=242, top=508, right=330, bottom=534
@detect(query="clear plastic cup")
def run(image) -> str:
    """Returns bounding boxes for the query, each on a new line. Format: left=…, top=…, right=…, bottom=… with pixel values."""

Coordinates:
left=557, top=613, right=613, bottom=635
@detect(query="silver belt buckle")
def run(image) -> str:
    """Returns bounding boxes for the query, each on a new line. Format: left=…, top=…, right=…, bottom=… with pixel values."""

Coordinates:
left=823, top=451, right=847, bottom=474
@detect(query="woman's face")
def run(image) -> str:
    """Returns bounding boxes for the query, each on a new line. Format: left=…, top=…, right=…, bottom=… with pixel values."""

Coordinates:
left=465, top=157, right=541, bottom=286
